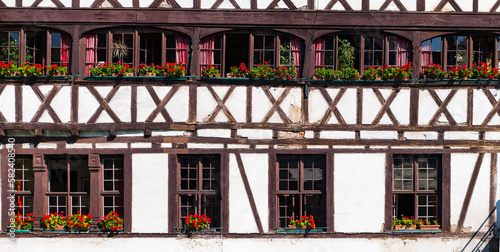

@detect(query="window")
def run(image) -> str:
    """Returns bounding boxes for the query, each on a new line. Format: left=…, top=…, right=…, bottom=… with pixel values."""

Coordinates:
left=276, top=155, right=325, bottom=228
left=200, top=32, right=302, bottom=76
left=13, top=158, right=34, bottom=218
left=314, top=33, right=408, bottom=71
left=0, top=31, right=20, bottom=63
left=85, top=30, right=189, bottom=74
left=102, top=157, right=124, bottom=217
left=392, top=155, right=441, bottom=223
left=0, top=30, right=71, bottom=72
left=47, top=155, right=90, bottom=214
left=423, top=35, right=496, bottom=69
left=177, top=155, right=221, bottom=228
left=421, top=37, right=442, bottom=67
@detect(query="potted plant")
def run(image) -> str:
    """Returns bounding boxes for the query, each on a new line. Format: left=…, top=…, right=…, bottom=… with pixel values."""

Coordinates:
left=339, top=67, right=359, bottom=80
left=17, top=62, right=44, bottom=77
left=201, top=64, right=220, bottom=77
left=13, top=213, right=35, bottom=231
left=47, top=64, right=68, bottom=76
left=162, top=62, right=185, bottom=77
left=423, top=64, right=447, bottom=79
left=137, top=63, right=161, bottom=76
left=184, top=214, right=211, bottom=231
left=275, top=65, right=297, bottom=80
left=98, top=211, right=123, bottom=232
left=420, top=220, right=440, bottom=230
left=41, top=212, right=66, bottom=230
left=288, top=215, right=315, bottom=229
left=313, top=67, right=340, bottom=80
left=0, top=61, right=18, bottom=76
left=471, top=62, right=497, bottom=79
left=249, top=62, right=275, bottom=79
left=227, top=63, right=249, bottom=78
left=66, top=211, right=92, bottom=230
left=392, top=217, right=404, bottom=230
left=401, top=215, right=416, bottom=229
left=447, top=64, right=471, bottom=79
left=363, top=66, right=382, bottom=80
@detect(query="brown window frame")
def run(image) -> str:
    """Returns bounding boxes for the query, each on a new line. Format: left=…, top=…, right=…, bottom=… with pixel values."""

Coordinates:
left=386, top=153, right=450, bottom=232
left=200, top=31, right=303, bottom=77
left=101, top=156, right=124, bottom=217
left=2, top=153, right=132, bottom=231
left=270, top=153, right=333, bottom=231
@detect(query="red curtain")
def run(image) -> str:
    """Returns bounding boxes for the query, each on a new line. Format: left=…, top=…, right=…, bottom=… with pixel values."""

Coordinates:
left=85, top=34, right=97, bottom=75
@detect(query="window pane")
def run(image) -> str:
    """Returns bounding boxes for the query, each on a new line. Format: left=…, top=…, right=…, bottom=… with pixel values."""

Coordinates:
left=254, top=36, right=263, bottom=49
left=303, top=195, right=324, bottom=227
left=278, top=194, right=299, bottom=227
left=265, top=36, right=274, bottom=49
left=48, top=159, right=68, bottom=192
left=69, top=156, right=90, bottom=192
left=48, top=196, right=66, bottom=214
left=51, top=33, right=61, bottom=47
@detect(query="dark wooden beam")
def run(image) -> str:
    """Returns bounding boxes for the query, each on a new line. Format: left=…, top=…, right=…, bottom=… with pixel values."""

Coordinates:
left=384, top=153, right=393, bottom=232
left=31, top=0, right=43, bottom=7
left=72, top=0, right=79, bottom=8
left=132, top=0, right=138, bottom=8
left=235, top=153, right=264, bottom=233
left=442, top=153, right=451, bottom=232
left=0, top=1, right=7, bottom=7
left=490, top=153, right=497, bottom=228
left=456, top=153, right=484, bottom=233
left=416, top=0, right=424, bottom=11
left=268, top=153, right=277, bottom=232
left=409, top=88, right=419, bottom=127
left=52, top=0, right=65, bottom=8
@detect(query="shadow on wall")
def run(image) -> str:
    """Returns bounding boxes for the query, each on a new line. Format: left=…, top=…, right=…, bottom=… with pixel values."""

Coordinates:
left=461, top=202, right=498, bottom=252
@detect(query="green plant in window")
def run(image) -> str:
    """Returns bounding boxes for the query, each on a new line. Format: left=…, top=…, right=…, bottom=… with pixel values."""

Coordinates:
left=280, top=43, right=294, bottom=66
left=112, top=40, right=129, bottom=61
left=13, top=213, right=35, bottom=230
left=41, top=212, right=67, bottom=229
left=338, top=39, right=355, bottom=69
left=201, top=64, right=220, bottom=77
left=339, top=67, right=359, bottom=80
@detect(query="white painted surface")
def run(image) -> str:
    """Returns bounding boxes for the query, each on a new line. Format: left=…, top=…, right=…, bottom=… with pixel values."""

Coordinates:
left=36, top=143, right=57, bottom=149
left=104, top=86, right=131, bottom=123
left=117, top=131, right=144, bottom=137
left=0, top=237, right=494, bottom=252
left=0, top=85, right=15, bottom=122
left=418, top=89, right=440, bottom=125
left=187, top=143, right=224, bottom=149
left=451, top=153, right=491, bottom=232
left=197, top=129, right=231, bottom=138
left=237, top=129, right=273, bottom=139
left=151, top=130, right=185, bottom=136
left=130, top=142, right=152, bottom=148
left=165, top=86, right=189, bottom=122
left=66, top=143, right=93, bottom=149
left=320, top=131, right=354, bottom=139
left=22, top=86, right=42, bottom=122
left=227, top=144, right=250, bottom=149
left=95, top=143, right=128, bottom=149
left=308, top=88, right=356, bottom=125
left=360, top=130, right=397, bottom=140
left=474, top=89, right=500, bottom=126
left=252, top=87, right=301, bottom=124
left=335, top=154, right=385, bottom=232
left=132, top=154, right=169, bottom=233
left=445, top=131, right=479, bottom=140
left=404, top=131, right=438, bottom=140
left=22, top=143, right=34, bottom=148
left=307, top=145, right=329, bottom=149
left=229, top=154, right=269, bottom=233
left=198, top=86, right=246, bottom=123
left=161, top=143, right=172, bottom=148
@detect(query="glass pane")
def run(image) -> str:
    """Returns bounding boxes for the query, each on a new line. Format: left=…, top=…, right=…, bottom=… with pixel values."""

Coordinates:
left=431, top=37, right=441, bottom=51
left=265, top=36, right=274, bottom=49
left=374, top=51, right=383, bottom=66
left=51, top=33, right=61, bottom=47
left=48, top=159, right=68, bottom=192
left=51, top=48, right=61, bottom=63
left=365, top=37, right=372, bottom=50
left=403, top=180, right=412, bottom=190
left=166, top=35, right=176, bottom=48
left=69, top=156, right=89, bottom=192
left=254, top=36, right=263, bottom=49
left=374, top=37, right=383, bottom=50
left=325, top=37, right=334, bottom=50
left=457, top=36, right=467, bottom=50
left=104, top=181, right=113, bottom=191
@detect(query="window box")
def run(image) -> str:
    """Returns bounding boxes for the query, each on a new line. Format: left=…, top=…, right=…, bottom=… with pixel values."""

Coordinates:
left=274, top=227, right=329, bottom=234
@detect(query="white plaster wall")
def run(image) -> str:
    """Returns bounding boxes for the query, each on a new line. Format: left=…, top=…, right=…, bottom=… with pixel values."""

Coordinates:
left=22, top=86, right=41, bottom=122
left=473, top=89, right=500, bottom=126
left=308, top=88, right=356, bottom=125
left=451, top=153, right=491, bottom=232
left=0, top=236, right=493, bottom=252
left=237, top=129, right=273, bottom=139
left=418, top=89, right=468, bottom=125
left=229, top=154, right=269, bottom=233
left=334, top=154, right=386, bottom=232
left=0, top=86, right=15, bottom=122
left=105, top=86, right=131, bottom=123
left=363, top=88, right=408, bottom=125
left=132, top=154, right=169, bottom=233
left=139, top=0, right=154, bottom=8
left=78, top=87, right=102, bottom=123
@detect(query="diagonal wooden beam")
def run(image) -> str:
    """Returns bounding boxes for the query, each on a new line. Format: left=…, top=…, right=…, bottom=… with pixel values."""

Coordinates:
left=149, top=0, right=181, bottom=8
left=206, top=86, right=236, bottom=123
left=31, top=0, right=43, bottom=7
left=107, top=0, right=123, bottom=8
left=435, top=0, right=462, bottom=12
left=51, top=0, right=65, bottom=7
left=90, top=0, right=105, bottom=8
left=235, top=153, right=264, bottom=233
left=267, top=0, right=280, bottom=9
left=229, top=0, right=241, bottom=9
left=457, top=153, right=485, bottom=233
left=31, top=85, right=62, bottom=123
left=87, top=86, right=121, bottom=123
left=481, top=88, right=500, bottom=125
left=282, top=0, right=296, bottom=9
left=0, top=85, right=7, bottom=122
left=380, top=0, right=407, bottom=11
left=490, top=0, right=500, bottom=12
left=371, top=88, right=400, bottom=126
left=262, top=87, right=292, bottom=124
left=325, top=0, right=353, bottom=10
left=319, top=87, right=346, bottom=125
left=428, top=89, right=457, bottom=125
left=145, top=86, right=179, bottom=123
left=0, top=0, right=7, bottom=7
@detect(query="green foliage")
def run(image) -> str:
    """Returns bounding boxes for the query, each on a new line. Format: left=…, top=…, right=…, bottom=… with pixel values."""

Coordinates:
left=363, top=66, right=382, bottom=80
left=423, top=64, right=447, bottom=79
left=201, top=64, right=220, bottom=77
left=185, top=214, right=211, bottom=231
left=41, top=212, right=66, bottom=229
left=98, top=211, right=123, bottom=231
left=289, top=215, right=315, bottom=229
left=229, top=63, right=249, bottom=76
left=249, top=62, right=275, bottom=78
left=339, top=67, right=359, bottom=80
left=314, top=67, right=340, bottom=80
left=47, top=64, right=68, bottom=76
left=67, top=211, right=93, bottom=230
left=275, top=65, right=297, bottom=80
left=162, top=62, right=185, bottom=77
left=279, top=43, right=294, bottom=66
left=338, top=39, right=355, bottom=69
left=14, top=213, right=35, bottom=230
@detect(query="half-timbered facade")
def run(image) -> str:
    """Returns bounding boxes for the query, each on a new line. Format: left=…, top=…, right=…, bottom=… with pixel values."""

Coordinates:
left=0, top=0, right=499, bottom=251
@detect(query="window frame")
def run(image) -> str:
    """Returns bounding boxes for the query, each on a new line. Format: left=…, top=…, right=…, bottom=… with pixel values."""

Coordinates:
left=168, top=153, right=229, bottom=233
left=200, top=31, right=303, bottom=77
left=270, top=153, right=333, bottom=232
left=1, top=153, right=131, bottom=231
left=84, top=29, right=190, bottom=75
left=385, top=153, right=450, bottom=232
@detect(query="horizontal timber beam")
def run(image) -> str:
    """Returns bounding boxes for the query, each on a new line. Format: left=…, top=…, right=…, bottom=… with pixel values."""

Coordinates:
left=1, top=9, right=500, bottom=30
